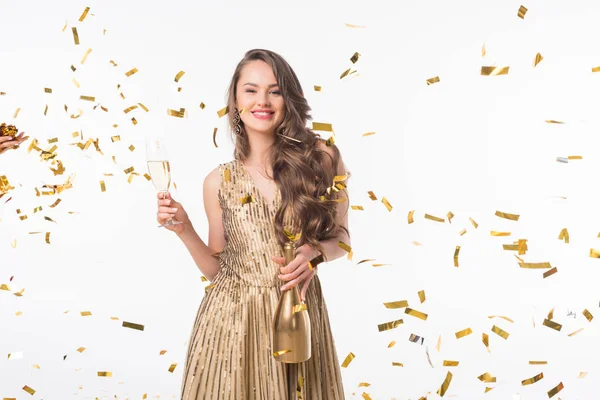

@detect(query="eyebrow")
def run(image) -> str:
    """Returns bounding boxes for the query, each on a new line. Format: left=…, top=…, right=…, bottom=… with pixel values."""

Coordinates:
left=243, top=83, right=279, bottom=88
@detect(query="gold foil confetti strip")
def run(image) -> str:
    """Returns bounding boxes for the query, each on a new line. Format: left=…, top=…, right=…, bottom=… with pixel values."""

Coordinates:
left=100, top=181, right=106, bottom=192
left=350, top=52, right=361, bottom=63
left=213, top=127, right=219, bottom=147
left=159, top=350, right=167, bottom=355
left=583, top=309, right=593, bottom=322
left=405, top=308, right=428, bottom=320
left=351, top=205, right=364, bottom=210
left=387, top=341, right=396, bottom=348
left=482, top=333, right=490, bottom=351
left=72, top=27, right=80, bottom=44
left=362, top=131, right=376, bottom=137
left=110, top=316, right=119, bottom=320
left=48, top=137, right=58, bottom=144
left=392, top=362, right=403, bottom=367
left=491, top=325, right=509, bottom=340
left=568, top=328, right=584, bottom=336
left=481, top=66, right=510, bottom=76
left=459, top=229, right=467, bottom=236
left=426, top=76, right=440, bottom=85
left=519, top=262, right=552, bottom=269
left=314, top=85, right=322, bottom=91
left=79, top=6, right=90, bottom=21
left=491, top=231, right=511, bottom=236
left=61, top=20, right=67, bottom=31
left=174, top=71, right=185, bottom=82
left=482, top=42, right=486, bottom=57
left=469, top=217, right=478, bottom=228
left=518, top=239, right=528, bottom=254
left=168, top=363, right=177, bottom=373
left=0, top=284, right=11, bottom=291
left=15, top=311, right=22, bottom=316
left=435, top=335, right=442, bottom=352
left=372, top=263, right=390, bottom=267
left=143, top=173, right=151, bottom=181
left=122, top=321, right=144, bottom=331
left=436, top=371, right=453, bottom=397
left=478, top=372, right=496, bottom=382
left=518, top=5, right=528, bottom=19
left=453, top=246, right=460, bottom=267
left=547, top=308, right=554, bottom=320
left=45, top=232, right=51, bottom=244
left=97, top=371, right=112, bottom=377
left=357, top=259, right=376, bottom=264
left=443, top=360, right=459, bottom=367
left=123, top=105, right=138, bottom=113
left=534, top=52, right=543, bottom=67
left=345, top=23, right=366, bottom=28
left=10, top=240, right=16, bottom=248
left=578, top=372, right=588, bottom=379
left=455, top=327, right=472, bottom=339
left=495, top=211, right=519, bottom=221
left=167, top=108, right=185, bottom=118
left=381, top=197, right=392, bottom=211
left=338, top=241, right=352, bottom=253
left=72, top=78, right=80, bottom=88
left=547, top=382, right=564, bottom=398
left=22, top=386, right=36, bottom=395
left=80, top=48, right=91, bottom=64
left=293, top=304, right=308, bottom=313
left=312, top=122, right=333, bottom=132
left=13, top=108, right=21, bottom=118
left=425, top=214, right=445, bottom=223
left=14, top=288, right=24, bottom=297
left=446, top=211, right=454, bottom=223
left=368, top=191, right=377, bottom=200
left=589, top=248, right=600, bottom=258
left=80, top=95, right=95, bottom=102
left=77, top=347, right=86, bottom=353
left=361, top=393, right=372, bottom=400
left=377, top=319, right=403, bottom=332
left=273, top=349, right=291, bottom=357
left=44, top=88, right=52, bottom=94
left=123, top=166, right=134, bottom=174
left=545, top=119, right=564, bottom=124
left=417, top=290, right=426, bottom=303
left=543, top=267, right=558, bottom=278
left=138, top=103, right=149, bottom=112
left=131, top=117, right=137, bottom=125
left=70, top=64, right=76, bottom=71
left=217, top=106, right=229, bottom=118
left=125, top=67, right=138, bottom=77
left=558, top=228, right=569, bottom=243
left=199, top=102, right=206, bottom=109
left=128, top=145, right=135, bottom=152
left=488, top=315, right=514, bottom=323
left=80, top=311, right=92, bottom=316
left=543, top=319, right=562, bottom=331
left=529, top=361, right=547, bottom=365
left=34, top=206, right=42, bottom=213
left=240, top=195, right=254, bottom=205
left=593, top=66, right=600, bottom=73
left=341, top=352, right=355, bottom=368
left=32, top=364, right=40, bottom=369
left=111, top=135, right=120, bottom=142
left=383, top=300, right=408, bottom=309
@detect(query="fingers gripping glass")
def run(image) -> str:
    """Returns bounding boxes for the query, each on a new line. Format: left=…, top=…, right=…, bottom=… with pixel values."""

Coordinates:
left=146, top=137, right=182, bottom=228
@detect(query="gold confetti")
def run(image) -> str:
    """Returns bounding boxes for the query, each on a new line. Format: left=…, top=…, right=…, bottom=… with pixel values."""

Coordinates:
left=478, top=372, right=496, bottom=382
left=77, top=347, right=86, bottom=353
left=217, top=106, right=229, bottom=118
left=45, top=232, right=51, bottom=244
left=97, top=371, right=112, bottom=377
left=341, top=352, right=355, bottom=368
left=383, top=300, right=408, bottom=309
left=79, top=6, right=90, bottom=21
left=168, top=363, right=177, bottom=373
left=589, top=248, right=600, bottom=258
left=125, top=67, right=138, bottom=77
left=128, top=145, right=135, bottom=152
left=495, top=211, right=520, bottom=221
left=481, top=66, right=510, bottom=76
left=345, top=23, right=366, bottom=28
left=8, top=352, right=23, bottom=360
left=351, top=205, right=364, bottom=210
left=367, top=191, right=377, bottom=200
left=293, top=304, right=308, bottom=313
left=488, top=315, right=514, bottom=323
left=491, top=325, right=509, bottom=340
left=168, top=108, right=185, bottom=118
left=138, top=103, right=149, bottom=112
left=80, top=95, right=95, bottom=102
left=174, top=70, right=185, bottom=82
left=122, top=321, right=144, bottom=331
left=518, top=5, right=528, bottom=19
left=381, top=197, right=392, bottom=212
left=80, top=311, right=92, bottom=316
left=578, top=372, right=588, bottom=379
left=143, top=173, right=151, bottom=181
left=436, top=371, right=453, bottom=397
left=100, top=181, right=106, bottom=192
left=543, top=267, right=558, bottom=278
left=22, top=385, right=36, bottom=395
left=123, top=105, right=138, bottom=113
left=482, top=42, right=486, bottom=57
left=547, top=308, right=555, bottom=320
left=405, top=308, right=428, bottom=321
left=199, top=102, right=206, bottom=110
left=72, top=27, right=80, bottom=45
left=418, top=290, right=426, bottom=303
left=314, top=85, right=322, bottom=91
left=424, top=213, right=445, bottom=223
left=547, top=382, right=564, bottom=398
left=583, top=309, right=593, bottom=322
left=469, top=217, right=478, bottom=228
left=80, top=48, right=91, bottom=64
left=529, top=361, right=547, bottom=365
left=443, top=360, right=459, bottom=367
left=426, top=76, right=440, bottom=85
left=546, top=119, right=564, bottom=124
left=392, top=362, right=403, bottom=367
left=312, top=122, right=333, bottom=132
left=377, top=319, right=403, bottom=332
left=273, top=349, right=291, bottom=357
left=123, top=166, right=134, bottom=174
left=453, top=246, right=460, bottom=267
left=491, top=231, right=511, bottom=236
left=519, top=262, right=552, bottom=269
left=568, top=328, right=584, bottom=337
left=338, top=241, right=352, bottom=253
left=436, top=335, right=442, bottom=352
left=131, top=117, right=138, bottom=125
left=13, top=108, right=21, bottom=118
left=349, top=52, right=361, bottom=64
left=111, top=135, right=121, bottom=142
left=534, top=52, right=543, bottom=67
left=44, top=88, right=53, bottom=94
left=15, top=311, right=22, bottom=316
left=407, top=210, right=415, bottom=224
left=543, top=319, right=562, bottom=331
left=455, top=327, right=472, bottom=339
left=557, top=228, right=569, bottom=243
left=387, top=341, right=396, bottom=348
left=362, top=132, right=376, bottom=137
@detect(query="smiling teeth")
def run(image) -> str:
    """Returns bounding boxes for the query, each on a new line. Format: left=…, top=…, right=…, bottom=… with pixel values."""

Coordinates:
left=254, top=112, right=271, bottom=116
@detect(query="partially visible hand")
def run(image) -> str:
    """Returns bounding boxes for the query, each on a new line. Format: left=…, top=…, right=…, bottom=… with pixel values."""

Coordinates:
left=0, top=132, right=29, bottom=155
left=271, top=243, right=320, bottom=301
left=156, top=192, right=190, bottom=235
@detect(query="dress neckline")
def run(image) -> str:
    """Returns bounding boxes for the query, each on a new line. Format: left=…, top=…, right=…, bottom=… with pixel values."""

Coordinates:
left=236, top=159, right=280, bottom=210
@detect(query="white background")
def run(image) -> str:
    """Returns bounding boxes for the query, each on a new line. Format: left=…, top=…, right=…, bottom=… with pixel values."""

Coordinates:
left=1, top=0, right=600, bottom=398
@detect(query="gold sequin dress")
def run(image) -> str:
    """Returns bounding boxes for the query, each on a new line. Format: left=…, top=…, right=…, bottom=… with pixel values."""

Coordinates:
left=180, top=159, right=345, bottom=400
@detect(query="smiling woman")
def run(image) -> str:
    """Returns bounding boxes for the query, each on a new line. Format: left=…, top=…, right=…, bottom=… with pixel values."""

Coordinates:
left=156, top=49, right=350, bottom=399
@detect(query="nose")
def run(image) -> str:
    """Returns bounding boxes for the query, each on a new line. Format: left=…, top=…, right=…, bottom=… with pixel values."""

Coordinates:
left=257, top=90, right=270, bottom=107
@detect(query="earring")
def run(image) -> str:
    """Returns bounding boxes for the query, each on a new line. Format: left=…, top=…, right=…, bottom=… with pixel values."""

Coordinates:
left=233, top=108, right=242, bottom=136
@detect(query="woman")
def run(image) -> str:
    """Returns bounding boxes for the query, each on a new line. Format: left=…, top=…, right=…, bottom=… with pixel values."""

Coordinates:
left=157, top=49, right=350, bottom=399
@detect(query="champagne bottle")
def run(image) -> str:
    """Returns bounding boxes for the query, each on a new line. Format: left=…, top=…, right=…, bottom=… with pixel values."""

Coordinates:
left=272, top=241, right=312, bottom=363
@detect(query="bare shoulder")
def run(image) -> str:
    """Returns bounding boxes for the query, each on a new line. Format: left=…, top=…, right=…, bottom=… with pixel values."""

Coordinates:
left=203, top=164, right=221, bottom=191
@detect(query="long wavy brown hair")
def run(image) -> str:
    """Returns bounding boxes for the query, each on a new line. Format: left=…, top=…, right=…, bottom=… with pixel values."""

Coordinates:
left=226, top=49, right=350, bottom=259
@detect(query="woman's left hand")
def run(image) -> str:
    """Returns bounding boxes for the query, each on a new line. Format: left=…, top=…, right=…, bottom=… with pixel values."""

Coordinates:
left=271, top=243, right=319, bottom=301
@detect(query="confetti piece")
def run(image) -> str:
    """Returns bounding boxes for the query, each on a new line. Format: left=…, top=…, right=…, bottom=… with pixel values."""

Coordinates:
left=578, top=372, right=588, bottom=379
left=80, top=95, right=95, bottom=102
left=481, top=66, right=510, bottom=76
left=15, top=311, right=22, bottom=316
left=518, top=5, right=528, bottom=19
left=22, top=386, right=36, bottom=395
left=78, top=7, right=90, bottom=22
left=425, top=214, right=445, bottom=223
left=546, top=120, right=564, bottom=124
left=478, top=372, right=496, bottom=382
left=138, top=103, right=149, bottom=112
left=409, top=333, right=423, bottom=344
left=80, top=48, right=91, bottom=64
left=443, top=360, right=459, bottom=367
left=453, top=246, right=460, bottom=267
left=273, top=349, right=291, bottom=357
left=351, top=205, right=364, bottom=210
left=407, top=210, right=415, bottom=224
left=341, top=352, right=355, bottom=368
left=392, top=362, right=403, bottom=367
left=100, top=181, right=106, bottom=192
left=313, top=85, right=322, bottom=92
left=123, top=105, right=138, bottom=113
left=583, top=309, right=593, bottom=322
left=293, top=304, right=308, bottom=313
left=345, top=23, right=366, bottom=28
left=383, top=300, right=408, bottom=309
left=13, top=108, right=21, bottom=118
left=543, top=319, right=562, bottom=331
left=482, top=42, right=486, bottom=57
left=125, top=67, right=138, bottom=77
left=455, top=328, right=472, bottom=339
left=199, top=102, right=206, bottom=109
left=495, top=211, right=520, bottom=221
left=418, top=290, right=426, bottom=303
left=437, top=371, right=453, bottom=397
left=381, top=197, right=392, bottom=212
left=131, top=117, right=137, bottom=125
left=426, top=76, right=440, bottom=85
left=436, top=335, right=442, bottom=352
left=72, top=27, right=80, bottom=45
left=122, top=321, right=144, bottom=331
left=590, top=248, right=600, bottom=258
left=519, top=262, right=552, bottom=269
left=568, top=328, right=584, bottom=336
left=123, top=166, right=134, bottom=174
left=387, top=341, right=396, bottom=348
left=377, top=319, right=403, bottom=332
left=547, top=382, right=564, bottom=398
left=491, top=325, right=510, bottom=340
left=174, top=71, right=185, bottom=82
left=168, top=363, right=177, bottom=373
left=167, top=108, right=185, bottom=118
left=80, top=311, right=91, bottom=316
left=491, top=231, right=511, bottom=236
left=534, top=52, right=543, bottom=67
left=45, top=232, right=51, bottom=244
left=557, top=228, right=569, bottom=243
left=488, top=315, right=514, bottom=323
left=350, top=52, right=361, bottom=64
left=338, top=241, right=352, bottom=253
left=217, top=106, right=228, bottom=118
left=128, top=145, right=135, bottom=152
left=529, top=361, right=547, bottom=365
left=8, top=352, right=23, bottom=360
left=312, top=122, right=333, bottom=132
left=77, top=347, right=86, bottom=353
left=543, top=267, right=558, bottom=279
left=97, top=371, right=112, bottom=377
left=405, top=308, right=428, bottom=320
left=367, top=191, right=377, bottom=201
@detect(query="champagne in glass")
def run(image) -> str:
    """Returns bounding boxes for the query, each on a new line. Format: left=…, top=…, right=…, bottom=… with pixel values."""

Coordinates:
left=146, top=137, right=182, bottom=228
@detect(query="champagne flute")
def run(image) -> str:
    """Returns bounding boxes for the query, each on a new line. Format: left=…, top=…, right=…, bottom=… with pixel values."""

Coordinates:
left=146, top=137, right=182, bottom=228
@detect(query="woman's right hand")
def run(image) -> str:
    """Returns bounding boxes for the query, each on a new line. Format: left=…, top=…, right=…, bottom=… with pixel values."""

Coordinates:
left=0, top=132, right=29, bottom=155
left=157, top=192, right=190, bottom=235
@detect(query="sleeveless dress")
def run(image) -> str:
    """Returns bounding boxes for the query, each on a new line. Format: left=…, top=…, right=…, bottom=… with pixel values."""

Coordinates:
left=180, top=158, right=345, bottom=400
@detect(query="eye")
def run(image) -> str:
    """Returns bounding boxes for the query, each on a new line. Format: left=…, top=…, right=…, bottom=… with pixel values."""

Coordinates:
left=271, top=90, right=281, bottom=95
left=246, top=89, right=256, bottom=93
